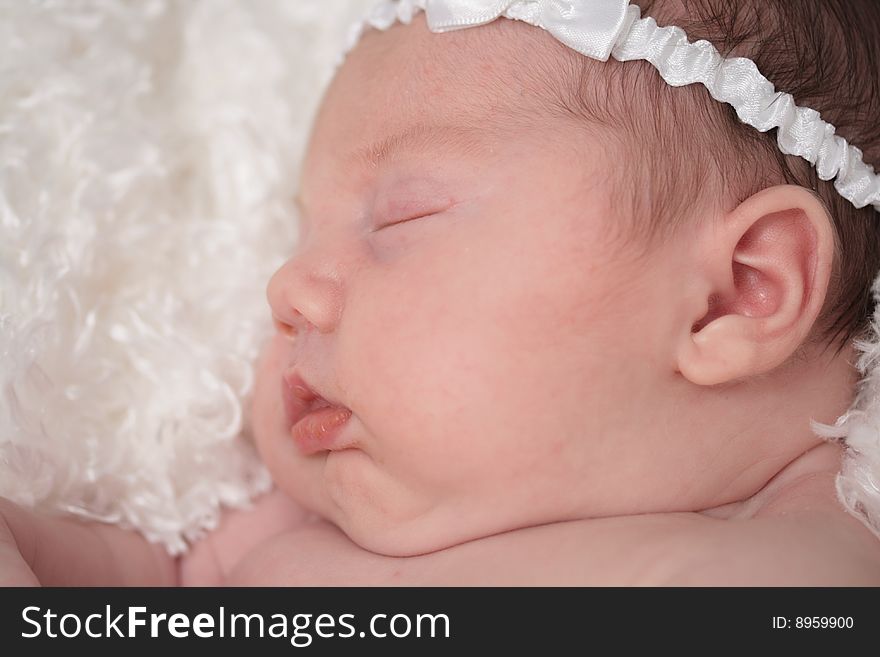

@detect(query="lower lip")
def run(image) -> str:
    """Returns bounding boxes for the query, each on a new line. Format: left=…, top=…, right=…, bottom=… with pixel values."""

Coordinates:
left=290, top=406, right=353, bottom=455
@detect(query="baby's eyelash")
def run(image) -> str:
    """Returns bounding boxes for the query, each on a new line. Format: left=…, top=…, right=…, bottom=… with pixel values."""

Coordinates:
left=374, top=211, right=441, bottom=232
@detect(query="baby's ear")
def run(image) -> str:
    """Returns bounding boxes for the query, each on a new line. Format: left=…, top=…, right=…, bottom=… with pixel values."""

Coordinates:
left=676, top=184, right=835, bottom=386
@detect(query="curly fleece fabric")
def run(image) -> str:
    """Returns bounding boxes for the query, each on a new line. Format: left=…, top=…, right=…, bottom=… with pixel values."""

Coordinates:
left=0, top=0, right=372, bottom=555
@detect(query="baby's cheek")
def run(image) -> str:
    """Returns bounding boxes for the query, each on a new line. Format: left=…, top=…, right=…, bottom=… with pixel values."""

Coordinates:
left=250, top=344, right=280, bottom=445
left=249, top=339, right=301, bottom=491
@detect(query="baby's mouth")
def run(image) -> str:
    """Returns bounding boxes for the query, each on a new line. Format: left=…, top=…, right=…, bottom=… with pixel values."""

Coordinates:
left=289, top=404, right=353, bottom=456
left=281, top=370, right=354, bottom=455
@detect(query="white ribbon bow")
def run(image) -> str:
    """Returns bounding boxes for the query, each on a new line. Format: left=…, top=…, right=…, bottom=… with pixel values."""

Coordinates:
left=424, top=0, right=633, bottom=61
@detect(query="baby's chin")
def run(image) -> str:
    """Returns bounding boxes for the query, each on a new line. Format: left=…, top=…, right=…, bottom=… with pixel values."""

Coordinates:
left=331, top=505, right=502, bottom=558
left=251, top=411, right=544, bottom=556
left=269, top=449, right=508, bottom=557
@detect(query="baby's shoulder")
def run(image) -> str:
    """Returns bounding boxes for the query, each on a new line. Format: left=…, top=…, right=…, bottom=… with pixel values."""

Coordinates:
left=655, top=509, right=880, bottom=585
left=655, top=470, right=880, bottom=586
left=180, top=488, right=314, bottom=586
left=648, top=447, right=880, bottom=585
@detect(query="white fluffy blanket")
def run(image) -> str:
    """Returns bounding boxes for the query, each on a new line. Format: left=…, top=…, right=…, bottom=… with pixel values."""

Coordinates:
left=0, top=0, right=372, bottom=554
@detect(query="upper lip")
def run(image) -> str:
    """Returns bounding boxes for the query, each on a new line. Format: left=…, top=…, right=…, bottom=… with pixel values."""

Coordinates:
left=281, top=368, right=346, bottom=428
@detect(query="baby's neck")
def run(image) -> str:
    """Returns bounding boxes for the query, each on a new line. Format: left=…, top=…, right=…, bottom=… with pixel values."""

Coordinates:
left=697, top=439, right=845, bottom=520
left=681, top=336, right=857, bottom=516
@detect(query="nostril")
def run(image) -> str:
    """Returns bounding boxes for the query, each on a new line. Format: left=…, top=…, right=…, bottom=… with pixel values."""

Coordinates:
left=273, top=316, right=297, bottom=340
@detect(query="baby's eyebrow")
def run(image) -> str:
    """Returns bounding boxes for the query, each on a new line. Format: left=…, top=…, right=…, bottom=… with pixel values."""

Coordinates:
left=295, top=124, right=495, bottom=218
left=349, top=123, right=494, bottom=170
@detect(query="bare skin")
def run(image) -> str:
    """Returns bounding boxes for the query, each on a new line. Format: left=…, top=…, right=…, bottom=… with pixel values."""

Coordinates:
left=0, top=498, right=176, bottom=587
left=178, top=441, right=880, bottom=586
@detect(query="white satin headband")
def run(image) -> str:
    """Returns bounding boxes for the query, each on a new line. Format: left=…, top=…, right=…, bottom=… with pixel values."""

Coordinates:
left=340, top=0, right=880, bottom=215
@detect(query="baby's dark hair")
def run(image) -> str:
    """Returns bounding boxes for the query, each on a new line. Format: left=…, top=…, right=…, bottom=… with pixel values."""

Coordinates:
left=546, top=0, right=880, bottom=358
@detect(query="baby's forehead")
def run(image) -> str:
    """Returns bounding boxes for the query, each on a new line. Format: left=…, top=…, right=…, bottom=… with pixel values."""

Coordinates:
left=352, top=10, right=561, bottom=83
left=322, top=12, right=584, bottom=144
left=298, top=12, right=642, bottom=214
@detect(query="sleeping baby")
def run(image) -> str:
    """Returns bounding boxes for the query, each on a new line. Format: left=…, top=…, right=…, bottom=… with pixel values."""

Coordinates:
left=4, top=0, right=880, bottom=586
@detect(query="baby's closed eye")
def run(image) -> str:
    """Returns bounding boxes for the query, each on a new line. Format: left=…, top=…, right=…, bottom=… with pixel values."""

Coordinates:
left=370, top=175, right=463, bottom=232
left=372, top=206, right=450, bottom=231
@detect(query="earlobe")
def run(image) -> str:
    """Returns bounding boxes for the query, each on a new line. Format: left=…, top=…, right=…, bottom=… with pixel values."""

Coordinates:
left=679, top=318, right=761, bottom=385
left=676, top=185, right=835, bottom=386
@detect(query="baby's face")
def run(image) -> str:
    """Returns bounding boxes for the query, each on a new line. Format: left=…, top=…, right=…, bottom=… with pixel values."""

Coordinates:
left=253, top=15, right=697, bottom=556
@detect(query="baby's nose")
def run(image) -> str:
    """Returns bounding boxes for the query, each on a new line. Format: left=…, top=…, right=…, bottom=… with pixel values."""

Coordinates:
left=266, top=255, right=344, bottom=339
